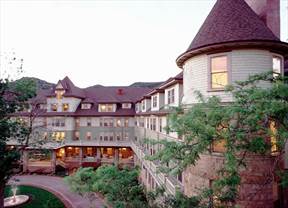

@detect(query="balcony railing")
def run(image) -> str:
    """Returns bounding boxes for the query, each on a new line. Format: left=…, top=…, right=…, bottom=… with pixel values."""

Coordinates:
left=131, top=141, right=183, bottom=196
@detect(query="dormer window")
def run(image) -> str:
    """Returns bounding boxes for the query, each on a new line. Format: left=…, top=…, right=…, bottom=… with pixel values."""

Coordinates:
left=55, top=90, right=65, bottom=100
left=272, top=56, right=282, bottom=78
left=167, top=89, right=175, bottom=104
left=142, top=101, right=145, bottom=111
left=152, top=95, right=157, bottom=108
left=99, top=104, right=114, bottom=112
left=81, top=103, right=92, bottom=109
left=62, top=103, right=69, bottom=112
left=122, top=103, right=131, bottom=109
left=51, top=104, right=58, bottom=112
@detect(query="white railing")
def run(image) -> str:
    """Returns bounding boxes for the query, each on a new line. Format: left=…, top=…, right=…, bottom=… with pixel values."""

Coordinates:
left=131, top=141, right=183, bottom=196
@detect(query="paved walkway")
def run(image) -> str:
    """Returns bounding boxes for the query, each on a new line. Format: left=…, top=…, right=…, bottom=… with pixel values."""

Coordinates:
left=9, top=175, right=105, bottom=208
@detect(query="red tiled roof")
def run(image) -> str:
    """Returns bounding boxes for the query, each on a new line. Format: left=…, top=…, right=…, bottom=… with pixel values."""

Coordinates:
left=176, top=0, right=288, bottom=67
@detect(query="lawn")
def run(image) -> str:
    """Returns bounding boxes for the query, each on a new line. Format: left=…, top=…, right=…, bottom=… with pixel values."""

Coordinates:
left=5, top=185, right=65, bottom=208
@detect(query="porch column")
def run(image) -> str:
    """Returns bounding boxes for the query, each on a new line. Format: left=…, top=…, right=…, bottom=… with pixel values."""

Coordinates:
left=51, top=150, right=56, bottom=174
left=96, top=147, right=101, bottom=162
left=114, top=148, right=119, bottom=166
left=79, top=147, right=83, bottom=167
left=22, top=150, right=29, bottom=173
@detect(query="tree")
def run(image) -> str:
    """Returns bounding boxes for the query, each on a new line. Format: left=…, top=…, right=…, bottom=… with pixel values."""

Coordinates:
left=65, top=166, right=149, bottom=208
left=0, top=56, right=36, bottom=208
left=147, top=72, right=288, bottom=207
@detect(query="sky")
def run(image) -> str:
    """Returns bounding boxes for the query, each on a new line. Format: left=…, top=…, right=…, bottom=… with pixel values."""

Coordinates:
left=0, top=0, right=287, bottom=87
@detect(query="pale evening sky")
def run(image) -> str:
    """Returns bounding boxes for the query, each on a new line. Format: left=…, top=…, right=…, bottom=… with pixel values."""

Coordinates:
left=0, top=0, right=287, bottom=87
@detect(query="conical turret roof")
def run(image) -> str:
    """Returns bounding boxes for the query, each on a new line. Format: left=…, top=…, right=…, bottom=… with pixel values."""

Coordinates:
left=176, top=0, right=288, bottom=67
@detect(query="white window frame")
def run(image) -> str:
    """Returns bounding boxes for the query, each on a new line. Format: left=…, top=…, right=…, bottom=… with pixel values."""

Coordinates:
left=152, top=95, right=158, bottom=108
left=167, top=88, right=175, bottom=104
left=208, top=53, right=231, bottom=91
left=272, top=54, right=284, bottom=78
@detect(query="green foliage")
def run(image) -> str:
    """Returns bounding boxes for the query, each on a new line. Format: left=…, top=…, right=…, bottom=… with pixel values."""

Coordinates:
left=147, top=72, right=288, bottom=207
left=0, top=76, right=36, bottom=208
left=65, top=166, right=149, bottom=208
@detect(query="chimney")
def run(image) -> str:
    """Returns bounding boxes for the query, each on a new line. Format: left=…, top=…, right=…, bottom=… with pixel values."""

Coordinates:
left=245, top=0, right=280, bottom=38
left=117, top=89, right=123, bottom=95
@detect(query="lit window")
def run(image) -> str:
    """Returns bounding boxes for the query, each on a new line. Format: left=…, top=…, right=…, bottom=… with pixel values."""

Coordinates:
left=167, top=89, right=175, bottom=104
left=62, top=103, right=69, bottom=112
left=210, top=56, right=228, bottom=89
left=99, top=104, right=114, bottom=112
left=270, top=121, right=278, bottom=155
left=273, top=56, right=282, bottom=78
left=212, top=139, right=226, bottom=153
left=152, top=95, right=157, bottom=108
left=52, top=131, right=65, bottom=141
left=55, top=90, right=65, bottom=100
left=116, top=119, right=122, bottom=127
left=51, top=104, right=58, bottom=112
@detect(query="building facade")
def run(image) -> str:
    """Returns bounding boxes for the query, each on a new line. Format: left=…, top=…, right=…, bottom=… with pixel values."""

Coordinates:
left=10, top=0, right=288, bottom=207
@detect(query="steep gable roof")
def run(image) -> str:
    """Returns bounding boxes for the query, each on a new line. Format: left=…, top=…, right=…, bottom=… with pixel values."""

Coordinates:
left=177, top=0, right=288, bottom=67
left=49, top=76, right=85, bottom=98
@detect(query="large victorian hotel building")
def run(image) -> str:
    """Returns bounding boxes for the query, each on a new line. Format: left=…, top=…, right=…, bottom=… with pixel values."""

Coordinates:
left=10, top=0, right=288, bottom=207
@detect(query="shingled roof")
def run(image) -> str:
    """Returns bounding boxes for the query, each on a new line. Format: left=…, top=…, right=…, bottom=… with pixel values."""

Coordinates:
left=34, top=76, right=151, bottom=105
left=176, top=0, right=288, bottom=67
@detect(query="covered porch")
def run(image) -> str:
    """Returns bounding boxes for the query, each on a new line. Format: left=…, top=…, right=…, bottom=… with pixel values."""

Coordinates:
left=23, top=146, right=135, bottom=174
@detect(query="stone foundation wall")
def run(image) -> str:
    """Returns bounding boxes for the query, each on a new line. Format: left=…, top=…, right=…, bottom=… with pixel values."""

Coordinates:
left=183, top=153, right=275, bottom=208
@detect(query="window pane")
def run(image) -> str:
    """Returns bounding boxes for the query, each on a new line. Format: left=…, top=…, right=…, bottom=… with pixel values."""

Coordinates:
left=273, top=57, right=281, bottom=74
left=212, top=139, right=226, bottom=153
left=211, top=56, right=227, bottom=72
left=211, top=72, right=228, bottom=89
